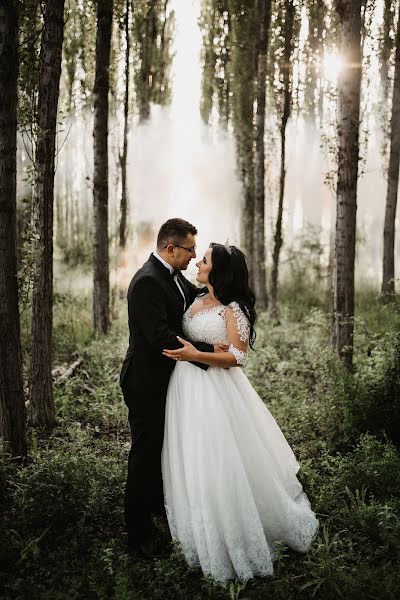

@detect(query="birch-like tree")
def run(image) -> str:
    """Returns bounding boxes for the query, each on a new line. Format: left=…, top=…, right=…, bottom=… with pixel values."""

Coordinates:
left=93, top=0, right=113, bottom=334
left=230, top=0, right=257, bottom=287
left=382, top=8, right=400, bottom=298
left=270, top=0, right=296, bottom=318
left=200, top=0, right=231, bottom=126
left=253, top=0, right=272, bottom=308
left=119, top=0, right=131, bottom=249
left=133, top=0, right=173, bottom=122
left=331, top=0, right=362, bottom=369
left=29, top=0, right=65, bottom=427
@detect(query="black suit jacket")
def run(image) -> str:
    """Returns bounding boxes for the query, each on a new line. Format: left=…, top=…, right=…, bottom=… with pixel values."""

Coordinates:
left=120, top=254, right=213, bottom=423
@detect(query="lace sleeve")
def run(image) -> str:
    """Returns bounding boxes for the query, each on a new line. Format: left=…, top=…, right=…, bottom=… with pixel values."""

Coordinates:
left=225, top=302, right=250, bottom=365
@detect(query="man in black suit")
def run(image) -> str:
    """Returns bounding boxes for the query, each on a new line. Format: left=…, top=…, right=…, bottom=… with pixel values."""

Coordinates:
left=120, top=218, right=216, bottom=558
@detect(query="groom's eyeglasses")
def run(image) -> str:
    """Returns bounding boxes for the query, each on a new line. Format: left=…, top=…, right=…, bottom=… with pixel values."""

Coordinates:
left=164, top=244, right=196, bottom=255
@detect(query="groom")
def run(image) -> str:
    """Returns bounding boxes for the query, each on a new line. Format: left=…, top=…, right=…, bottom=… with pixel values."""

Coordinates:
left=120, top=218, right=215, bottom=558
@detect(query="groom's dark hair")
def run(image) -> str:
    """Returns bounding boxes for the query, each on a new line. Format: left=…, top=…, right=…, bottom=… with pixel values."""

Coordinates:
left=157, top=218, right=197, bottom=249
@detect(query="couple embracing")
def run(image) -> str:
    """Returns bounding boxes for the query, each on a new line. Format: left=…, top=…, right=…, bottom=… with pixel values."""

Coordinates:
left=120, top=218, right=318, bottom=584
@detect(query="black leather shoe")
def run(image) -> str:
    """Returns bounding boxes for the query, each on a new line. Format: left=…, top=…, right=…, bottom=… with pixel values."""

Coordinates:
left=128, top=537, right=161, bottom=560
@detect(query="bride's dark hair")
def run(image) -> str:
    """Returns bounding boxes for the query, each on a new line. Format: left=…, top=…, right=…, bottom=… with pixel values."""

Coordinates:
left=207, top=243, right=257, bottom=348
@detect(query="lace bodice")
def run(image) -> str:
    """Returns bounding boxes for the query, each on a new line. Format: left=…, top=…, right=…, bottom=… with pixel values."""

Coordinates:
left=183, top=300, right=250, bottom=365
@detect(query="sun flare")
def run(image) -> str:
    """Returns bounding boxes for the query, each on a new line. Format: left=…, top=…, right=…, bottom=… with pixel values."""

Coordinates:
left=323, top=51, right=344, bottom=81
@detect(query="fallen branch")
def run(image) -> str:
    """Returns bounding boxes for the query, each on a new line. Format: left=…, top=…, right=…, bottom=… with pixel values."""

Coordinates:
left=52, top=359, right=83, bottom=383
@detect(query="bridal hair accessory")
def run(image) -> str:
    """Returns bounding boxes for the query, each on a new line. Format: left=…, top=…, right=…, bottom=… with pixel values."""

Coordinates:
left=224, top=239, right=233, bottom=255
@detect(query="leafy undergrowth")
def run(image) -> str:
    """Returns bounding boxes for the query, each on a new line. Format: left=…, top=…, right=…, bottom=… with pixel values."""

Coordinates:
left=1, top=287, right=400, bottom=599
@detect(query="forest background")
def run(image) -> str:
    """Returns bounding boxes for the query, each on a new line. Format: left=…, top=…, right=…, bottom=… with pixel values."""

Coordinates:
left=1, top=0, right=400, bottom=598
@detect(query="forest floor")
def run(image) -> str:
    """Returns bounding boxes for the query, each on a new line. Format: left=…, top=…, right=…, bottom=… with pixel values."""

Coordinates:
left=1, top=274, right=400, bottom=600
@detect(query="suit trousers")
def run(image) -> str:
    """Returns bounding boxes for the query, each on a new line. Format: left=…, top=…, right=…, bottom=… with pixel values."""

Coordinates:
left=123, top=398, right=166, bottom=543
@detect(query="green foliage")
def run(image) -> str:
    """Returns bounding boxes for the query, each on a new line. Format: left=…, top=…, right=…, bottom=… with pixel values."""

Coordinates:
left=17, top=194, right=40, bottom=315
left=62, top=0, right=96, bottom=112
left=57, top=236, right=92, bottom=267
left=199, top=0, right=232, bottom=126
left=18, top=0, right=42, bottom=128
left=132, top=0, right=175, bottom=120
left=349, top=329, right=400, bottom=444
left=276, top=225, right=330, bottom=318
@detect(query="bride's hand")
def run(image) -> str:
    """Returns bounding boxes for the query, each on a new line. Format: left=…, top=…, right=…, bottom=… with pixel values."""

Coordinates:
left=162, top=336, right=199, bottom=362
left=214, top=343, right=229, bottom=353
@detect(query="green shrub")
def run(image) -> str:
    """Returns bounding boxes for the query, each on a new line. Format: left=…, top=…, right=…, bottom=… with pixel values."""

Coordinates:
left=351, top=331, right=400, bottom=444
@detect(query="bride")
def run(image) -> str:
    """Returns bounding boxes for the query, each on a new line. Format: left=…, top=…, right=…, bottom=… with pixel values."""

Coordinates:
left=161, top=242, right=319, bottom=584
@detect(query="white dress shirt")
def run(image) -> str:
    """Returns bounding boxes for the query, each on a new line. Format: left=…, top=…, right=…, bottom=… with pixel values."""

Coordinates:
left=153, top=251, right=186, bottom=310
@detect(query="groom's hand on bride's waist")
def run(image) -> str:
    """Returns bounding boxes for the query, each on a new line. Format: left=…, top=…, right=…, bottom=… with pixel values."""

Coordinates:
left=162, top=338, right=229, bottom=362
left=162, top=336, right=198, bottom=361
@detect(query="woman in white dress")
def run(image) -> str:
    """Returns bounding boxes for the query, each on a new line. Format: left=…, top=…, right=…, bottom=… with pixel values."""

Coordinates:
left=161, top=242, right=319, bottom=584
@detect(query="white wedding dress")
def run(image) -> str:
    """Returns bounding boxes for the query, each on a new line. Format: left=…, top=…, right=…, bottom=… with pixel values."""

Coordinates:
left=161, top=300, right=319, bottom=584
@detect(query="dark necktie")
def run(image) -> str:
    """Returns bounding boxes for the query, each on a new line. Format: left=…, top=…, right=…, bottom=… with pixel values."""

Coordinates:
left=171, top=270, right=186, bottom=309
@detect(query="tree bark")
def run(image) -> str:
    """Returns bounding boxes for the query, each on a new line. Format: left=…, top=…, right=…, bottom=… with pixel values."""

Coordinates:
left=380, top=0, right=395, bottom=102
left=222, top=8, right=232, bottom=125
left=270, top=0, right=295, bottom=318
left=138, top=1, right=154, bottom=122
left=200, top=1, right=217, bottom=124
left=382, top=9, right=400, bottom=298
left=304, top=0, right=326, bottom=123
left=331, top=0, right=362, bottom=370
left=29, top=0, right=65, bottom=428
left=253, top=0, right=272, bottom=308
left=229, top=0, right=257, bottom=288
left=0, top=1, right=27, bottom=457
left=93, top=0, right=112, bottom=334
left=119, top=0, right=130, bottom=249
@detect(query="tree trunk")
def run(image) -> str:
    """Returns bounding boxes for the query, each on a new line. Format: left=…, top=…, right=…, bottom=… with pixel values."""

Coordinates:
left=154, top=0, right=168, bottom=105
left=331, top=0, right=362, bottom=370
left=380, top=0, right=395, bottom=102
left=223, top=8, right=232, bottom=125
left=119, top=0, right=130, bottom=249
left=0, top=1, right=27, bottom=457
left=200, top=2, right=217, bottom=125
left=270, top=0, right=295, bottom=319
left=138, top=1, right=153, bottom=122
left=382, top=9, right=400, bottom=299
left=304, top=0, right=326, bottom=123
left=93, top=0, right=112, bottom=334
left=29, top=0, right=65, bottom=428
left=253, top=0, right=272, bottom=308
left=230, top=0, right=257, bottom=289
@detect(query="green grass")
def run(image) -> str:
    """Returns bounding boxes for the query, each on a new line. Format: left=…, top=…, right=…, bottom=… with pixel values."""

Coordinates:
left=1, top=281, right=400, bottom=599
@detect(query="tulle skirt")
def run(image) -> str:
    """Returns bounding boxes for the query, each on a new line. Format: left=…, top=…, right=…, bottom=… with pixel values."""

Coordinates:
left=161, top=362, right=319, bottom=584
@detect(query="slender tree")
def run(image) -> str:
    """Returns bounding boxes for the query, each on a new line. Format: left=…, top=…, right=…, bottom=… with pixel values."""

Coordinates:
left=253, top=0, right=272, bottom=307
left=331, top=0, right=362, bottom=369
left=0, top=1, right=27, bottom=457
left=136, top=0, right=154, bottom=122
left=119, top=0, right=131, bottom=249
left=17, top=0, right=42, bottom=271
left=200, top=0, right=218, bottom=124
left=229, top=0, right=257, bottom=287
left=151, top=0, right=173, bottom=107
left=29, top=0, right=65, bottom=427
left=382, top=9, right=400, bottom=298
left=304, top=0, right=326, bottom=124
left=133, top=0, right=173, bottom=121
left=200, top=0, right=231, bottom=126
left=215, top=1, right=231, bottom=126
left=379, top=0, right=395, bottom=102
left=270, top=0, right=295, bottom=318
left=93, top=0, right=112, bottom=334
